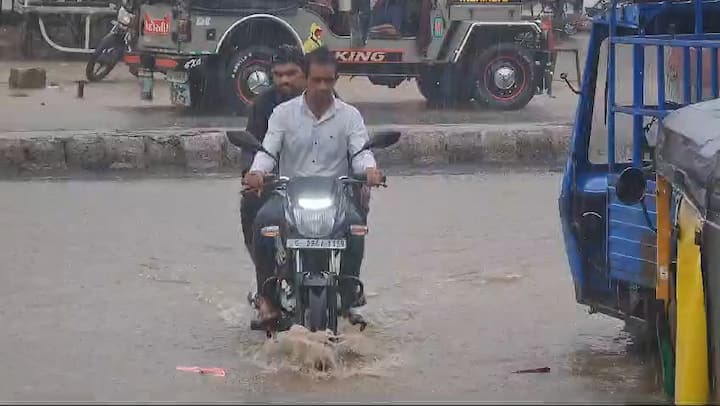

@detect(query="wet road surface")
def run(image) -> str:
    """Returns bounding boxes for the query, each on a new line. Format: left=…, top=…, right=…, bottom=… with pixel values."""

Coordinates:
left=0, top=171, right=668, bottom=402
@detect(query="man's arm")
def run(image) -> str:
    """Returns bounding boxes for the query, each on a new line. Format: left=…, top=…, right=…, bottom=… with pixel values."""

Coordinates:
left=241, top=102, right=263, bottom=175
left=347, top=107, right=377, bottom=174
left=249, top=107, right=285, bottom=173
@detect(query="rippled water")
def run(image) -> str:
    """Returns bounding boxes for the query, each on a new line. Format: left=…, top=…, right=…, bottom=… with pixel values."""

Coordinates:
left=0, top=172, right=668, bottom=402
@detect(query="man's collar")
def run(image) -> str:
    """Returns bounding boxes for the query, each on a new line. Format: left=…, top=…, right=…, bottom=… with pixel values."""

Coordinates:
left=302, top=91, right=337, bottom=122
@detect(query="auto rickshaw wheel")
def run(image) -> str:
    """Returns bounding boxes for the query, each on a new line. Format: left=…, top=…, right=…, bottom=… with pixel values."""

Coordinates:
left=225, top=45, right=275, bottom=114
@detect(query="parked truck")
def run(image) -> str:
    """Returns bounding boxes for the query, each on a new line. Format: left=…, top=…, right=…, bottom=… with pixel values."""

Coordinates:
left=124, top=0, right=555, bottom=112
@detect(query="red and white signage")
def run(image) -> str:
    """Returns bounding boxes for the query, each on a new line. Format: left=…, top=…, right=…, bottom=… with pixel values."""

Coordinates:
left=144, top=14, right=170, bottom=35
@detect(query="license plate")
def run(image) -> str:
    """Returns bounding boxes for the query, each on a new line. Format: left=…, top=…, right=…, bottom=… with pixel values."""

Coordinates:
left=286, top=239, right=346, bottom=250
left=165, top=70, right=188, bottom=83
left=169, top=82, right=191, bottom=106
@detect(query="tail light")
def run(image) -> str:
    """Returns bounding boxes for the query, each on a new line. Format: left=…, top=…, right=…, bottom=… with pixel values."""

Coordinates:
left=350, top=225, right=369, bottom=236
left=176, top=18, right=192, bottom=42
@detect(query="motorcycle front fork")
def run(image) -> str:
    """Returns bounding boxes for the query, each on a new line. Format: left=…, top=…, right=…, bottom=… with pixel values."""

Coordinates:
left=278, top=250, right=343, bottom=318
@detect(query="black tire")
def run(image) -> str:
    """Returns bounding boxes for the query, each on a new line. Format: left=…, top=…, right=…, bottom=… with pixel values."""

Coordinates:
left=416, top=71, right=441, bottom=103
left=307, top=286, right=328, bottom=333
left=85, top=33, right=123, bottom=82
left=417, top=66, right=473, bottom=107
left=225, top=46, right=275, bottom=114
left=471, top=43, right=535, bottom=110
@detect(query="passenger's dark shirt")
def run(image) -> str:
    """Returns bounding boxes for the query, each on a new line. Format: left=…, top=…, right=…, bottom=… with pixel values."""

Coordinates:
left=242, top=87, right=290, bottom=174
left=246, top=87, right=287, bottom=143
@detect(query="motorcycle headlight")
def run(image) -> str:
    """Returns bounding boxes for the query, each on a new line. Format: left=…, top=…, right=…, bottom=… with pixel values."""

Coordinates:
left=118, top=7, right=133, bottom=25
left=290, top=196, right=339, bottom=238
left=298, top=197, right=333, bottom=210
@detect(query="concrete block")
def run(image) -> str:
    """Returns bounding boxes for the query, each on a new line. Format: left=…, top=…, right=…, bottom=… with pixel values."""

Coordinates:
left=399, top=129, right=449, bottom=165
left=104, top=136, right=146, bottom=170
left=446, top=131, right=484, bottom=163
left=20, top=138, right=66, bottom=171
left=9, top=67, right=47, bottom=89
left=146, top=134, right=185, bottom=168
left=0, top=138, right=24, bottom=173
left=182, top=132, right=223, bottom=170
left=481, top=130, right=518, bottom=163
left=65, top=136, right=107, bottom=170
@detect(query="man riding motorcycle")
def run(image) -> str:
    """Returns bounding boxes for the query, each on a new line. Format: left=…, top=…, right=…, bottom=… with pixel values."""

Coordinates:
left=243, top=46, right=384, bottom=326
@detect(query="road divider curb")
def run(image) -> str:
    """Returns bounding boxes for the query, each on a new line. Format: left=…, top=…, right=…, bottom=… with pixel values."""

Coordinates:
left=0, top=123, right=572, bottom=177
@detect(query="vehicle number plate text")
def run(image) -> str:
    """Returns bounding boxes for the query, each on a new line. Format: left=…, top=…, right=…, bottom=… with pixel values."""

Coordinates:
left=286, top=239, right=346, bottom=250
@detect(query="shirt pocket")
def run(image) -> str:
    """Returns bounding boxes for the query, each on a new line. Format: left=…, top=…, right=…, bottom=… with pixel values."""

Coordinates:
left=316, top=124, right=346, bottom=160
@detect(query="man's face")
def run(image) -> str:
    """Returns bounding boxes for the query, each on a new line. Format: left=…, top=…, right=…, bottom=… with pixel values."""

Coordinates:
left=271, top=62, right=305, bottom=97
left=306, top=63, right=337, bottom=102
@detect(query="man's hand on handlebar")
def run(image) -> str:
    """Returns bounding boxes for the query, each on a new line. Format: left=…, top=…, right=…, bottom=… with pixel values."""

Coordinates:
left=242, top=171, right=265, bottom=196
left=365, top=167, right=385, bottom=187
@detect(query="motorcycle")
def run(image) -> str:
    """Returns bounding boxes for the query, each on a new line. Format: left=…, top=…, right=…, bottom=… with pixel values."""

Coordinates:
left=227, top=129, right=401, bottom=336
left=85, top=1, right=136, bottom=82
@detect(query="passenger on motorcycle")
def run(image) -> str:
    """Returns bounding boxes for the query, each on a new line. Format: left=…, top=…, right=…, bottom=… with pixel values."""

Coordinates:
left=240, top=45, right=306, bottom=258
left=243, top=46, right=384, bottom=325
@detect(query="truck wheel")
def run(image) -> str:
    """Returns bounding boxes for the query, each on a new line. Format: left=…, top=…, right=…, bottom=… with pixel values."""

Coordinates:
left=225, top=46, right=275, bottom=113
left=471, top=44, right=535, bottom=110
left=416, top=67, right=465, bottom=107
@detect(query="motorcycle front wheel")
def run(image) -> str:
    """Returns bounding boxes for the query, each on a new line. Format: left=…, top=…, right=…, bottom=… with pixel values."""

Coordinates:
left=85, top=33, right=123, bottom=82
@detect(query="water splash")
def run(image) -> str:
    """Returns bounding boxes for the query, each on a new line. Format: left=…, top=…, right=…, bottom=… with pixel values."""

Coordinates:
left=250, top=324, right=402, bottom=380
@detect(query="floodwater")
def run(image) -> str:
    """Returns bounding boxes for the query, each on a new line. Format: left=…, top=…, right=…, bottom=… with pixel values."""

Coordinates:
left=0, top=171, right=668, bottom=402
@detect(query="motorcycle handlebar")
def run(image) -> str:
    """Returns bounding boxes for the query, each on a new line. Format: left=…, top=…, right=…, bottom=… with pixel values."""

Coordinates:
left=346, top=174, right=387, bottom=186
left=241, top=174, right=387, bottom=195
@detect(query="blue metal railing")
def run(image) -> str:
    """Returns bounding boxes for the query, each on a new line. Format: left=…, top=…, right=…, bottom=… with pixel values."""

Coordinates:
left=606, top=0, right=720, bottom=170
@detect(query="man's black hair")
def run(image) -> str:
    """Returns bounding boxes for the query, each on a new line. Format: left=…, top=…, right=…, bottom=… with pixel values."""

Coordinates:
left=303, top=46, right=337, bottom=77
left=272, top=44, right=305, bottom=71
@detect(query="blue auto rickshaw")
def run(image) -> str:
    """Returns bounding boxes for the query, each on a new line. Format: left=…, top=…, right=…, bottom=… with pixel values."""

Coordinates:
left=558, top=0, right=720, bottom=402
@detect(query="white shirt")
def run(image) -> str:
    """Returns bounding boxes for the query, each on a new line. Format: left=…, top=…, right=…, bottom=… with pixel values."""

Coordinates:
left=249, top=94, right=377, bottom=178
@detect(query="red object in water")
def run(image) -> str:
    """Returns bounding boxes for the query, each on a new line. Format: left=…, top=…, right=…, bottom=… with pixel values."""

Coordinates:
left=176, top=366, right=226, bottom=377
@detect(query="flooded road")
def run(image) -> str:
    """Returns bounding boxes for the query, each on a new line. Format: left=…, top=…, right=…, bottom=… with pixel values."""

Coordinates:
left=0, top=171, right=667, bottom=402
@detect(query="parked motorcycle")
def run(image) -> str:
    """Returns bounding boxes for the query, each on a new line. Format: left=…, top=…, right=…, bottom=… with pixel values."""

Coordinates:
left=227, top=129, right=401, bottom=336
left=85, top=2, right=136, bottom=82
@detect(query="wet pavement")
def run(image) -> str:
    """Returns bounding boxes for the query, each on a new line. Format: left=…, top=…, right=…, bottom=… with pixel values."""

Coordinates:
left=0, top=170, right=668, bottom=402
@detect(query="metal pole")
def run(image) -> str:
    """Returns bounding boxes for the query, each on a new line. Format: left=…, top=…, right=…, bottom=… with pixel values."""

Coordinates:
left=607, top=0, right=617, bottom=171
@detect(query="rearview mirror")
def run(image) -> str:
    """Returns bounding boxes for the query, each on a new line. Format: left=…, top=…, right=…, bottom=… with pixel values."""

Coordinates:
left=226, top=130, right=261, bottom=151
left=351, top=130, right=402, bottom=160
left=367, top=130, right=401, bottom=150
left=616, top=167, right=647, bottom=205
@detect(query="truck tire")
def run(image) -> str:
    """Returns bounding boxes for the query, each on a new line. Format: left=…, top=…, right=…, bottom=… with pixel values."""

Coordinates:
left=225, top=46, right=275, bottom=114
left=471, top=44, right=535, bottom=110
left=416, top=67, right=466, bottom=107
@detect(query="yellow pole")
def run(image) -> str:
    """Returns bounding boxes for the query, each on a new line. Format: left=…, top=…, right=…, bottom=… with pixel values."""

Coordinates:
left=675, top=198, right=709, bottom=405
